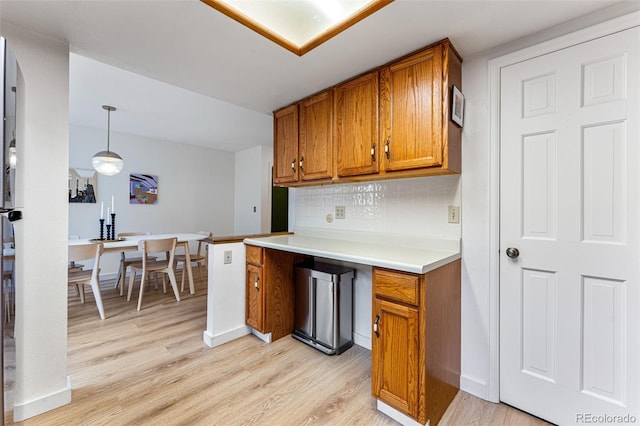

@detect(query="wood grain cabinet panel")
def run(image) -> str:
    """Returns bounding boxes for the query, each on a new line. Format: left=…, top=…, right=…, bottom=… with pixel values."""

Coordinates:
left=246, top=263, right=264, bottom=332
left=373, top=268, right=419, bottom=305
left=372, top=298, right=420, bottom=417
left=372, top=260, right=461, bottom=425
left=245, top=245, right=310, bottom=341
left=380, top=45, right=443, bottom=171
left=299, top=90, right=334, bottom=182
left=273, top=104, right=299, bottom=184
left=379, top=39, right=462, bottom=176
left=274, top=92, right=333, bottom=185
left=246, top=245, right=263, bottom=266
left=334, top=71, right=380, bottom=177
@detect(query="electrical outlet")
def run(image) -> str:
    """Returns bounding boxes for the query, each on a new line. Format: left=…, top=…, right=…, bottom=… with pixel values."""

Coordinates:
left=448, top=206, right=461, bottom=224
left=224, top=250, right=232, bottom=264
left=335, top=206, right=346, bottom=219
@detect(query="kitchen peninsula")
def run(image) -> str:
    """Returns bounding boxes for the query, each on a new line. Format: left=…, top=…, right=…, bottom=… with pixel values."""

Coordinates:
left=241, top=227, right=461, bottom=426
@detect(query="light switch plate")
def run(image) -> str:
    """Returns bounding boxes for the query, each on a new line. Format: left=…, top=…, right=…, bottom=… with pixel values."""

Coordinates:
left=224, top=250, right=232, bottom=264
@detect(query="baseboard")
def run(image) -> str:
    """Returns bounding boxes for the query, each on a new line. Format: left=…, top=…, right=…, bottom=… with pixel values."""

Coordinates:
left=353, top=331, right=371, bottom=350
left=13, top=375, right=72, bottom=422
left=249, top=327, right=272, bottom=343
left=460, top=374, right=493, bottom=401
left=377, top=400, right=428, bottom=426
left=203, top=325, right=251, bottom=348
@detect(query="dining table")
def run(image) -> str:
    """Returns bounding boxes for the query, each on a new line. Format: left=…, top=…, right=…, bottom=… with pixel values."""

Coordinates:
left=68, top=233, right=207, bottom=295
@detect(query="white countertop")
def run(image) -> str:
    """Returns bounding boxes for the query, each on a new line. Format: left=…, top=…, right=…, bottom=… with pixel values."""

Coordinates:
left=244, top=228, right=460, bottom=274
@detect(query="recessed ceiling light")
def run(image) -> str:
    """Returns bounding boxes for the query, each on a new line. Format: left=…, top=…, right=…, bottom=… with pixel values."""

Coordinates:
left=201, top=0, right=394, bottom=56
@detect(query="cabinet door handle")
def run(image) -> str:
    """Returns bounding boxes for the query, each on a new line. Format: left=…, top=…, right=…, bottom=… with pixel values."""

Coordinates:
left=371, top=143, right=376, bottom=162
left=254, top=277, right=260, bottom=291
left=291, top=159, right=296, bottom=172
left=384, top=139, right=390, bottom=159
left=373, top=314, right=380, bottom=337
left=299, top=156, right=304, bottom=172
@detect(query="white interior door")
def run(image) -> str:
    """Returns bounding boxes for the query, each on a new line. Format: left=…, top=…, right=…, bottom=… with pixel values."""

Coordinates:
left=500, top=27, right=639, bottom=425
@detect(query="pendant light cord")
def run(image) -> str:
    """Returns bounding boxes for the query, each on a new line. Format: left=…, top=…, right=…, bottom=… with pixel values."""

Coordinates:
left=106, top=108, right=111, bottom=153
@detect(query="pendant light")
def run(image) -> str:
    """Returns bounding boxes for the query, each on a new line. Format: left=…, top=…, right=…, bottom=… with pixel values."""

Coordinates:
left=92, top=105, right=124, bottom=176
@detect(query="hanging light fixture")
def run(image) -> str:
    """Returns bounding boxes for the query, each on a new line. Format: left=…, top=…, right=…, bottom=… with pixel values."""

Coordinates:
left=92, top=105, right=124, bottom=176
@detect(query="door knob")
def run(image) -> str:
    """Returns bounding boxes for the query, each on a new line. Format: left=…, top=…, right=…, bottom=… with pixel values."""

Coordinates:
left=506, top=247, right=520, bottom=259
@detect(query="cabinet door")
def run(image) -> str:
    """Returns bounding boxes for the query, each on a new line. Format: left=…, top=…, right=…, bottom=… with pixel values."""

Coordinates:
left=372, top=298, right=419, bottom=418
left=263, top=249, right=297, bottom=340
left=246, top=264, right=264, bottom=332
left=334, top=72, right=380, bottom=177
left=380, top=43, right=444, bottom=172
left=273, top=104, right=299, bottom=184
left=299, top=91, right=333, bottom=181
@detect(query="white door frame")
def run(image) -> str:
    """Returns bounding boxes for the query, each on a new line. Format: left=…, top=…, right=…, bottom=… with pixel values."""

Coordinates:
left=486, top=11, right=640, bottom=403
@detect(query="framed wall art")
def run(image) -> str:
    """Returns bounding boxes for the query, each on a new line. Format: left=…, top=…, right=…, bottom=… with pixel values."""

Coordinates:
left=130, top=173, right=158, bottom=205
left=451, top=85, right=465, bottom=128
left=69, top=168, right=97, bottom=203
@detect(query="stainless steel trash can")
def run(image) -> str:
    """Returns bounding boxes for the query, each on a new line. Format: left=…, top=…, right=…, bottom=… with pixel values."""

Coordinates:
left=293, top=261, right=354, bottom=355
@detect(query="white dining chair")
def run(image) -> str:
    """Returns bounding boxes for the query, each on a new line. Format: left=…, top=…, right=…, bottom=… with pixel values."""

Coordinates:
left=68, top=242, right=105, bottom=320
left=174, top=231, right=211, bottom=291
left=127, top=237, right=180, bottom=311
left=115, top=232, right=157, bottom=296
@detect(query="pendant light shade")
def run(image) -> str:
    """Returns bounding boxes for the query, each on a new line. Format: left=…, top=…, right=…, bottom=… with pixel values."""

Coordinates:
left=92, top=105, right=124, bottom=176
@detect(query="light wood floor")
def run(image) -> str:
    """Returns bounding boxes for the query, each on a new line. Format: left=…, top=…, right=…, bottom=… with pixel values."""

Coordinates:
left=3, top=273, right=551, bottom=425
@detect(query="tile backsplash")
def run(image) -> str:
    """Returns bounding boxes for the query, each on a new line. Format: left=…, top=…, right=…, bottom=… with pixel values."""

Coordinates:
left=292, top=175, right=461, bottom=238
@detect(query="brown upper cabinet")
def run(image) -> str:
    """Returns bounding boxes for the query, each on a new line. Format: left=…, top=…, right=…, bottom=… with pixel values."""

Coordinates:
left=273, top=38, right=462, bottom=186
left=379, top=39, right=462, bottom=178
left=274, top=91, right=333, bottom=185
left=273, top=104, right=299, bottom=184
left=334, top=71, right=380, bottom=177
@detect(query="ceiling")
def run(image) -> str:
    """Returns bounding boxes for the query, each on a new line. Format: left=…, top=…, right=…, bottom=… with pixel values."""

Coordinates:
left=0, top=0, right=630, bottom=152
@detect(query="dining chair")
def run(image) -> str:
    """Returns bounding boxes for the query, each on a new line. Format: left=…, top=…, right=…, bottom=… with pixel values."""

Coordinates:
left=174, top=231, right=211, bottom=292
left=127, top=237, right=180, bottom=311
left=68, top=236, right=84, bottom=272
left=68, top=242, right=105, bottom=320
left=68, top=235, right=87, bottom=299
left=116, top=232, right=157, bottom=296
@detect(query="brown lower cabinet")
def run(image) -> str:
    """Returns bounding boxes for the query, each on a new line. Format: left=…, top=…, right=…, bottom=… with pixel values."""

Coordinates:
left=372, top=261, right=461, bottom=425
left=245, top=245, right=309, bottom=341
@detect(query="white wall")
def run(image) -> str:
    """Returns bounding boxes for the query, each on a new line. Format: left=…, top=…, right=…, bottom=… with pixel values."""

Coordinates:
left=234, top=146, right=261, bottom=235
left=234, top=145, right=273, bottom=235
left=204, top=242, right=250, bottom=347
left=69, top=125, right=236, bottom=275
left=260, top=146, right=273, bottom=233
left=1, top=23, right=71, bottom=421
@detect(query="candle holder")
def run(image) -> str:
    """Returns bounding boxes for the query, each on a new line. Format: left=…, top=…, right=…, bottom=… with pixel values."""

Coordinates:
left=110, top=213, right=116, bottom=241
left=106, top=224, right=112, bottom=241
left=99, top=218, right=105, bottom=240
